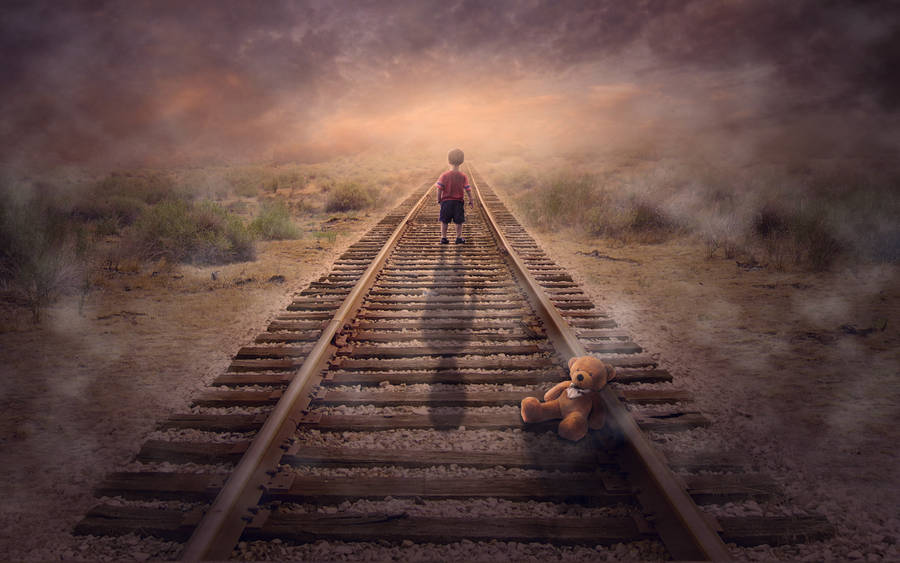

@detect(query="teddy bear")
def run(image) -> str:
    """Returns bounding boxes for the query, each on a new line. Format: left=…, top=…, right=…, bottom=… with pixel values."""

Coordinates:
left=520, top=355, right=617, bottom=441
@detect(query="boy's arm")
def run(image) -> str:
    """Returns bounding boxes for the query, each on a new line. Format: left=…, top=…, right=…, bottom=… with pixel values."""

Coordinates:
left=435, top=181, right=443, bottom=203
left=465, top=182, right=473, bottom=207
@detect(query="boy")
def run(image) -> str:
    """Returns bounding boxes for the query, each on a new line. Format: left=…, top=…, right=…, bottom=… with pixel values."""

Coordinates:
left=434, top=148, right=474, bottom=244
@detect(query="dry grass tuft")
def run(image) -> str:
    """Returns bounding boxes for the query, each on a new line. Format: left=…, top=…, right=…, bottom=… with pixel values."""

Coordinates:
left=0, top=183, right=83, bottom=322
left=324, top=181, right=378, bottom=212
left=493, top=152, right=897, bottom=271
left=250, top=200, right=301, bottom=240
left=129, top=200, right=255, bottom=265
left=517, top=172, right=681, bottom=243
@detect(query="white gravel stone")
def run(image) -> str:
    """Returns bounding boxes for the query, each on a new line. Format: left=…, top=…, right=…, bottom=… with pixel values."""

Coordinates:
left=284, top=464, right=597, bottom=480
left=279, top=497, right=634, bottom=519
left=188, top=405, right=273, bottom=415
left=232, top=538, right=668, bottom=562
left=121, top=460, right=234, bottom=474
left=312, top=404, right=520, bottom=416
left=293, top=428, right=592, bottom=455
left=144, top=429, right=256, bottom=443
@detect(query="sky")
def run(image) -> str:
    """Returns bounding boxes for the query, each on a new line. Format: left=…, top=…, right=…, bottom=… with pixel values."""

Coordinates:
left=2, top=0, right=899, bottom=168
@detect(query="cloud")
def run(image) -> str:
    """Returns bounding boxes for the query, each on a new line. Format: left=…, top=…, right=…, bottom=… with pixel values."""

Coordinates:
left=1, top=0, right=898, bottom=167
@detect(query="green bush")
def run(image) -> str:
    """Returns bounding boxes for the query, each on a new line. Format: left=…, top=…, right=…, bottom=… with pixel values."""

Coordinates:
left=324, top=181, right=377, bottom=212
left=131, top=200, right=255, bottom=264
left=73, top=171, right=175, bottom=227
left=250, top=201, right=301, bottom=240
left=104, top=195, right=147, bottom=224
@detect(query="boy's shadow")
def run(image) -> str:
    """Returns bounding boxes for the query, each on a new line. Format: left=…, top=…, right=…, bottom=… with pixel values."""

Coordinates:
left=424, top=215, right=474, bottom=431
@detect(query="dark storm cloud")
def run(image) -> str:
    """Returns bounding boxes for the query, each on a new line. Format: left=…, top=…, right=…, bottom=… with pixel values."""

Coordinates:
left=0, top=0, right=344, bottom=164
left=641, top=0, right=900, bottom=110
left=1, top=0, right=898, bottom=166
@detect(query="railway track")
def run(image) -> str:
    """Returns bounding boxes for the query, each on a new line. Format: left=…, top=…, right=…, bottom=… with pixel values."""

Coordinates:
left=75, top=166, right=833, bottom=560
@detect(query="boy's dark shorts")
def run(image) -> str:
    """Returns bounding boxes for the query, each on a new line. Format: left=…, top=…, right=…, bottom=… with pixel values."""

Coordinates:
left=440, top=200, right=466, bottom=224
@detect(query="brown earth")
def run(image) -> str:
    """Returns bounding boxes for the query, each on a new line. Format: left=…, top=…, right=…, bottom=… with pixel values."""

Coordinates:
left=0, top=177, right=897, bottom=561
left=523, top=230, right=900, bottom=560
left=0, top=211, right=386, bottom=560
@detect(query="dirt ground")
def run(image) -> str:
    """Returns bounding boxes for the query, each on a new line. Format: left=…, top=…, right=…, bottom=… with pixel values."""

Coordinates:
left=0, top=181, right=898, bottom=560
left=528, top=231, right=900, bottom=560
left=0, top=212, right=384, bottom=560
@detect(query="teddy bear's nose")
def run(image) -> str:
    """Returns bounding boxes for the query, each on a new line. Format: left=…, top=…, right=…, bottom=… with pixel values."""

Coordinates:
left=576, top=373, right=584, bottom=381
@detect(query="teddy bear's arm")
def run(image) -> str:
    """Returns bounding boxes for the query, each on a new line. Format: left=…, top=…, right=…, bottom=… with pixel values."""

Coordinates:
left=544, top=380, right=571, bottom=401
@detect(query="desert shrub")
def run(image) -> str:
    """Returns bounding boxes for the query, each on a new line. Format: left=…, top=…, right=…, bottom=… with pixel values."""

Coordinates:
left=522, top=174, right=595, bottom=229
left=103, top=195, right=147, bottom=225
left=791, top=211, right=842, bottom=270
left=225, top=165, right=306, bottom=197
left=95, top=170, right=178, bottom=204
left=250, top=201, right=301, bottom=240
left=627, top=200, right=672, bottom=233
left=501, top=168, right=540, bottom=191
left=752, top=202, right=842, bottom=271
left=317, top=175, right=337, bottom=193
left=225, top=166, right=274, bottom=197
left=518, top=172, right=678, bottom=243
left=753, top=204, right=789, bottom=239
left=697, top=212, right=742, bottom=259
left=131, top=199, right=255, bottom=265
left=73, top=171, right=176, bottom=227
left=0, top=186, right=80, bottom=322
left=273, top=168, right=307, bottom=192
left=94, top=216, right=121, bottom=237
left=826, top=180, right=900, bottom=262
left=292, top=197, right=316, bottom=215
left=324, top=181, right=377, bottom=212
left=313, top=230, right=338, bottom=245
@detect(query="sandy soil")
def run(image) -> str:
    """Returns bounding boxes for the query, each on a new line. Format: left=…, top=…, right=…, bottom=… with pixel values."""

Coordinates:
left=1, top=178, right=897, bottom=561
left=525, top=231, right=900, bottom=560
left=0, top=212, right=385, bottom=561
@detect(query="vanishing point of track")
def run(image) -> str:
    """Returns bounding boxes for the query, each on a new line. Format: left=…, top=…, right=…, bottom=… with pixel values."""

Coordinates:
left=76, top=166, right=833, bottom=560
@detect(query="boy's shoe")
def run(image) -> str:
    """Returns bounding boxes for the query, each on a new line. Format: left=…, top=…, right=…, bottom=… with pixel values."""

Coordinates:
left=440, top=238, right=449, bottom=244
left=455, top=237, right=465, bottom=244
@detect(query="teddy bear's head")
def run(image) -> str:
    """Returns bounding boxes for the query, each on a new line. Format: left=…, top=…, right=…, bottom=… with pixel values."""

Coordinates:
left=567, top=356, right=616, bottom=391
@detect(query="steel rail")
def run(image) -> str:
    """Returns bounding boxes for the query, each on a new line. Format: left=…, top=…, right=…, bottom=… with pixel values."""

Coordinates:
left=180, top=183, right=435, bottom=562
left=467, top=164, right=732, bottom=561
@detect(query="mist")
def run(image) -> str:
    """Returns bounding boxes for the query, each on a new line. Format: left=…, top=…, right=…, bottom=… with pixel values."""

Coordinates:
left=2, top=3, right=900, bottom=560
left=2, top=0, right=898, bottom=169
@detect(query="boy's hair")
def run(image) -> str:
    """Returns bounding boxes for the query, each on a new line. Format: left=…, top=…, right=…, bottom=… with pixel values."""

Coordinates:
left=448, top=148, right=464, bottom=166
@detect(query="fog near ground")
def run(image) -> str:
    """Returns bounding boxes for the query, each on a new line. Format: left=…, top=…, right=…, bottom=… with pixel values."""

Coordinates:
left=0, top=6, right=898, bottom=561
left=2, top=0, right=898, bottom=170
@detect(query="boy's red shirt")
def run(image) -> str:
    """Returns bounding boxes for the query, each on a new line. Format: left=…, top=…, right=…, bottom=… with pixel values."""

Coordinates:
left=436, top=170, right=470, bottom=202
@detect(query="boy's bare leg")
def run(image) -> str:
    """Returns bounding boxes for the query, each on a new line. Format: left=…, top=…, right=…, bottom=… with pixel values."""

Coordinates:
left=440, top=222, right=449, bottom=239
left=455, top=223, right=463, bottom=239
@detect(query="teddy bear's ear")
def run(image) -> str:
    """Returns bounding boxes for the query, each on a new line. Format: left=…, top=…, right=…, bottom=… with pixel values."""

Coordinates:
left=568, top=357, right=577, bottom=369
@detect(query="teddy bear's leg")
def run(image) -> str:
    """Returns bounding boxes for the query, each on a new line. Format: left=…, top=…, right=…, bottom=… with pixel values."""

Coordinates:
left=558, top=412, right=588, bottom=441
left=520, top=397, right=561, bottom=423
left=588, top=406, right=607, bottom=430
